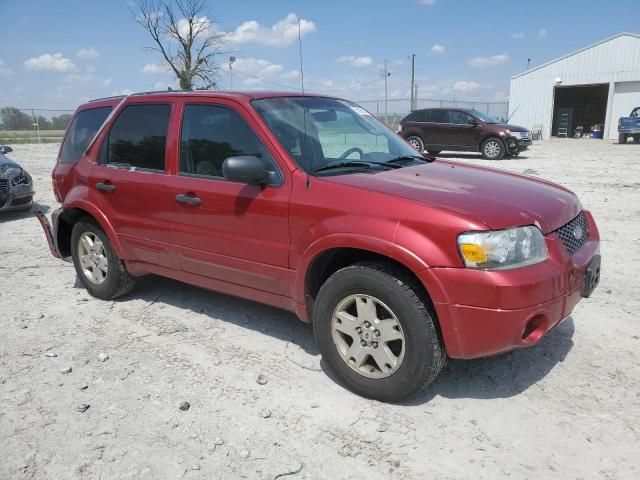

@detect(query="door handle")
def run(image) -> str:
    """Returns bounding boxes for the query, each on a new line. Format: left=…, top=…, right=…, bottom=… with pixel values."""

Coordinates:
left=176, top=193, right=202, bottom=206
left=96, top=182, right=116, bottom=193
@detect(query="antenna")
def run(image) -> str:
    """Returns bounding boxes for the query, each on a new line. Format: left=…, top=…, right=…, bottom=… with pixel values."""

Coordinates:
left=229, top=56, right=236, bottom=90
left=297, top=17, right=305, bottom=93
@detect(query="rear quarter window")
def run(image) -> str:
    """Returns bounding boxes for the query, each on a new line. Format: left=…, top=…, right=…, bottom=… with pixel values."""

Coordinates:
left=59, top=107, right=112, bottom=164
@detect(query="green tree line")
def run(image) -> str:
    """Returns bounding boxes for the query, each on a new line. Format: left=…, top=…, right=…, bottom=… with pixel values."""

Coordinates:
left=0, top=107, right=72, bottom=130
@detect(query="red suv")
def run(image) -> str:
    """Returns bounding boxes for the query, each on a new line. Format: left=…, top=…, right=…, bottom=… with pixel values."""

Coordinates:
left=36, top=92, right=600, bottom=402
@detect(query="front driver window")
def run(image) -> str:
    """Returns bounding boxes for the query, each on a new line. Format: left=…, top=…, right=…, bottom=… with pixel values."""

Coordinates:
left=180, top=104, right=278, bottom=181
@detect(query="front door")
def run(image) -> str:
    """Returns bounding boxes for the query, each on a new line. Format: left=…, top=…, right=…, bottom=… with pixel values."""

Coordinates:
left=164, top=101, right=292, bottom=295
left=445, top=110, right=477, bottom=147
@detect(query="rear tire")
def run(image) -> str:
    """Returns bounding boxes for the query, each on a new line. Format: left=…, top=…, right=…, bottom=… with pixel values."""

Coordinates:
left=313, top=262, right=445, bottom=402
left=619, top=133, right=627, bottom=144
left=481, top=137, right=505, bottom=160
left=426, top=149, right=441, bottom=155
left=71, top=219, right=136, bottom=300
left=406, top=136, right=425, bottom=153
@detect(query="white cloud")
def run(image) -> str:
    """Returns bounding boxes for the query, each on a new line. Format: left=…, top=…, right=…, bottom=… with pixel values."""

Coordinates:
left=233, top=57, right=284, bottom=76
left=0, top=59, right=13, bottom=76
left=453, top=81, right=480, bottom=92
left=538, top=28, right=548, bottom=39
left=24, top=53, right=76, bottom=72
left=280, top=70, right=301, bottom=80
left=85, top=64, right=96, bottom=73
left=468, top=54, right=508, bottom=67
left=431, top=43, right=445, bottom=55
left=173, top=16, right=212, bottom=39
left=510, top=32, right=525, bottom=39
left=419, top=0, right=436, bottom=5
left=102, top=78, right=112, bottom=87
left=142, top=63, right=169, bottom=74
left=336, top=56, right=374, bottom=67
left=77, top=48, right=100, bottom=60
left=229, top=13, right=316, bottom=47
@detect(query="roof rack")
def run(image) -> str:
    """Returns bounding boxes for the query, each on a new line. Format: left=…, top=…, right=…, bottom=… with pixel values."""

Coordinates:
left=88, top=94, right=127, bottom=103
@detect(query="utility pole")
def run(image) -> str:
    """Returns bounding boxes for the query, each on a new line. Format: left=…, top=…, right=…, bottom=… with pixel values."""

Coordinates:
left=527, top=58, right=531, bottom=70
left=229, top=56, right=236, bottom=90
left=410, top=54, right=416, bottom=111
left=414, top=84, right=418, bottom=110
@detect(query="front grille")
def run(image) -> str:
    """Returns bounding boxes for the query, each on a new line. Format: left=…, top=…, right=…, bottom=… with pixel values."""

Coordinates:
left=0, top=179, right=8, bottom=194
left=520, top=131, right=532, bottom=141
left=554, top=211, right=589, bottom=256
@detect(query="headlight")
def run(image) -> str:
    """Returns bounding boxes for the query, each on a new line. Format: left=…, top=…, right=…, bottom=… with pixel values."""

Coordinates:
left=509, top=131, right=523, bottom=139
left=458, top=226, right=548, bottom=269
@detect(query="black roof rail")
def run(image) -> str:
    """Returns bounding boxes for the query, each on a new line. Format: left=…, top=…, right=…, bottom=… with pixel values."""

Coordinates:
left=88, top=94, right=127, bottom=103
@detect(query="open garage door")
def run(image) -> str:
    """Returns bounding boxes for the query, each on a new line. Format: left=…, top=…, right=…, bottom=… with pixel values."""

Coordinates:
left=551, top=84, right=609, bottom=138
left=608, top=81, right=640, bottom=139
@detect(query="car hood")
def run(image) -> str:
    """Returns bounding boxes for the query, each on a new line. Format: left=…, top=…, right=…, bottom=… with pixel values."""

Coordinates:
left=0, top=153, right=19, bottom=168
left=494, top=123, right=529, bottom=132
left=327, top=161, right=580, bottom=234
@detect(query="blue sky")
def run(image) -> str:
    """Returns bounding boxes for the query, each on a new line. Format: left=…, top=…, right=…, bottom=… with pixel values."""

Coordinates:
left=0, top=0, right=639, bottom=110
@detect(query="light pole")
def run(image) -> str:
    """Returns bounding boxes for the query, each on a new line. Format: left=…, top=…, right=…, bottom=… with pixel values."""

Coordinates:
left=229, top=56, right=236, bottom=90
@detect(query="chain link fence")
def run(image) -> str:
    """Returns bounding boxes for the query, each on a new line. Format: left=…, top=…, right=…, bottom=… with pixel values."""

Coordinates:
left=354, top=98, right=509, bottom=131
left=0, top=108, right=74, bottom=144
left=0, top=98, right=509, bottom=144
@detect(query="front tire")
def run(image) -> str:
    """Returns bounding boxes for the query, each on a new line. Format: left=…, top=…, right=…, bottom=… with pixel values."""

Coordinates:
left=619, top=133, right=627, bottom=144
left=71, top=219, right=136, bottom=300
left=313, top=263, right=445, bottom=402
left=406, top=135, right=425, bottom=153
left=481, top=137, right=506, bottom=160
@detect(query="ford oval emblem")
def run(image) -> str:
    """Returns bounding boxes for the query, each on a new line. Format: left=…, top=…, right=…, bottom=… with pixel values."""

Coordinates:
left=573, top=224, right=583, bottom=240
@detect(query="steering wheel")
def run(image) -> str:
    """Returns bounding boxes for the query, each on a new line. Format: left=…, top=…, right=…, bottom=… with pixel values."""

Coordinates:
left=339, top=147, right=365, bottom=160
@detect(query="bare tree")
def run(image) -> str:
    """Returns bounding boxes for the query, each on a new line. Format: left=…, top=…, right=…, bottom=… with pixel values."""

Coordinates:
left=133, top=0, right=227, bottom=90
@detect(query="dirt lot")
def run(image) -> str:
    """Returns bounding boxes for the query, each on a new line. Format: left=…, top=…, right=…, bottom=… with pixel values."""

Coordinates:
left=1, top=139, right=639, bottom=480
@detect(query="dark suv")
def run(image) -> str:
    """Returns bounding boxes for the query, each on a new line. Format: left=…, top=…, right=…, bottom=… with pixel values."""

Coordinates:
left=399, top=108, right=531, bottom=159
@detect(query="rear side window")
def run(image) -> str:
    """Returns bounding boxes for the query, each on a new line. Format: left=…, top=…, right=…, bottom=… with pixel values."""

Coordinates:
left=405, top=110, right=430, bottom=122
left=106, top=104, right=170, bottom=171
left=59, top=107, right=112, bottom=164
left=429, top=110, right=448, bottom=123
left=179, top=104, right=278, bottom=180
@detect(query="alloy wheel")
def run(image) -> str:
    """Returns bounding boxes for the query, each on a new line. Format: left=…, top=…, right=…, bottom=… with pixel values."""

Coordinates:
left=77, top=232, right=108, bottom=284
left=331, top=294, right=406, bottom=379
left=484, top=141, right=501, bottom=158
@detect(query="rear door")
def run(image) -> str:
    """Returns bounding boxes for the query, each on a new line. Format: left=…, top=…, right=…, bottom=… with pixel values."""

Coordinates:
left=421, top=109, right=450, bottom=149
left=87, top=102, right=178, bottom=268
left=163, top=99, right=292, bottom=295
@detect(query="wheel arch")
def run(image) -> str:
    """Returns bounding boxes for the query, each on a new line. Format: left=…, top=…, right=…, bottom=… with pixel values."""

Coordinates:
left=56, top=203, right=123, bottom=258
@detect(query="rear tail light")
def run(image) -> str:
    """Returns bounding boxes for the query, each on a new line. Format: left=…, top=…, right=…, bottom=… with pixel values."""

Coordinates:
left=52, top=175, right=61, bottom=203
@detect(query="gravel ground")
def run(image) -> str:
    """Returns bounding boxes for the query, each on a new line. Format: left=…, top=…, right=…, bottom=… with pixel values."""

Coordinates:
left=1, top=139, right=639, bottom=480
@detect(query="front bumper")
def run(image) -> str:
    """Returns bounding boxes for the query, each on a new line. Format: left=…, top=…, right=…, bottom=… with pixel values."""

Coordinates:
left=35, top=208, right=63, bottom=259
left=0, top=181, right=34, bottom=211
left=505, top=136, right=532, bottom=153
left=420, top=210, right=600, bottom=359
left=619, top=128, right=640, bottom=134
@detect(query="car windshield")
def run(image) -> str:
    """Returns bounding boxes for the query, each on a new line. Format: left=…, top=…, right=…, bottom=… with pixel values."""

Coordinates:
left=252, top=97, right=425, bottom=175
left=468, top=109, right=501, bottom=124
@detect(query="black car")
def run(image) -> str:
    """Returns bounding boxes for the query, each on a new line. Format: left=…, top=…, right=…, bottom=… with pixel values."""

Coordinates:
left=0, top=145, right=35, bottom=211
left=398, top=108, right=532, bottom=160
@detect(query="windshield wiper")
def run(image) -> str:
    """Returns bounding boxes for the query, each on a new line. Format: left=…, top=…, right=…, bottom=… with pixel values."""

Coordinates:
left=313, top=160, right=402, bottom=173
left=386, top=154, right=434, bottom=164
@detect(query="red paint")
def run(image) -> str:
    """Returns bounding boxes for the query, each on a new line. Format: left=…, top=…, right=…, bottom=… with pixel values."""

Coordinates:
left=41, top=91, right=601, bottom=359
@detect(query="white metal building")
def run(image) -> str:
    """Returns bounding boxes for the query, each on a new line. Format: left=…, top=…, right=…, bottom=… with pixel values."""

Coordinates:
left=508, top=32, right=640, bottom=140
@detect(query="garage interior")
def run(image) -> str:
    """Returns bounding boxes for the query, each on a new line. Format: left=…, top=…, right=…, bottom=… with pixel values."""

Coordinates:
left=551, top=84, right=609, bottom=138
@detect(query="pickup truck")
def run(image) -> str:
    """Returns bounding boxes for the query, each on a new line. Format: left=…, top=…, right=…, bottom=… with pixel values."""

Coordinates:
left=618, top=107, right=640, bottom=143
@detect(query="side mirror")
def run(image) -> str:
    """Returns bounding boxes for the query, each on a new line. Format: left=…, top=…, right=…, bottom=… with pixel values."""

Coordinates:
left=0, top=145, right=13, bottom=154
left=222, top=156, right=268, bottom=185
left=468, top=118, right=479, bottom=126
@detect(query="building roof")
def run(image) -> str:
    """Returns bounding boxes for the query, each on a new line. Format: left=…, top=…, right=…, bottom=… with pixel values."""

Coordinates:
left=511, top=32, right=640, bottom=79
